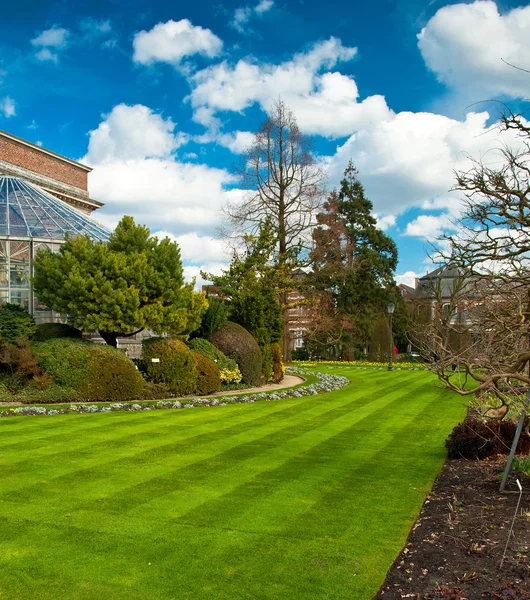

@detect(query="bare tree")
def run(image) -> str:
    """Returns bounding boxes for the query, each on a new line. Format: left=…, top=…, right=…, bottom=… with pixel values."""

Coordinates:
left=433, top=112, right=530, bottom=490
left=228, top=100, right=326, bottom=360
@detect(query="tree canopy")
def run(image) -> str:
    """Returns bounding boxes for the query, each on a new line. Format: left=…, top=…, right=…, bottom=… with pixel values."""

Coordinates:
left=306, top=161, right=398, bottom=358
left=33, top=216, right=207, bottom=347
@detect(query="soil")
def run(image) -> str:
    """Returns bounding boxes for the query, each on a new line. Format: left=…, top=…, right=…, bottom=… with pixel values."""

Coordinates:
left=374, top=458, right=530, bottom=599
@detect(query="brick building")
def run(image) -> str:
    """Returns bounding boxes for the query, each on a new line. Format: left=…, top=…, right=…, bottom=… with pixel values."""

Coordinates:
left=0, top=129, right=102, bottom=214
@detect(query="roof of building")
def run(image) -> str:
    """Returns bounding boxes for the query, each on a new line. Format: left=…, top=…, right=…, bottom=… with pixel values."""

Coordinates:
left=0, top=176, right=110, bottom=242
left=0, top=129, right=92, bottom=172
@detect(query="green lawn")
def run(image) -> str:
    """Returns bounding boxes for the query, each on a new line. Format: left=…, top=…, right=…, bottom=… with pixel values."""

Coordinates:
left=0, top=367, right=465, bottom=599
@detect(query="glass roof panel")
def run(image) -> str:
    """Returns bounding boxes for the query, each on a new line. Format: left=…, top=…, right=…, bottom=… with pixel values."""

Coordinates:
left=0, top=177, right=111, bottom=242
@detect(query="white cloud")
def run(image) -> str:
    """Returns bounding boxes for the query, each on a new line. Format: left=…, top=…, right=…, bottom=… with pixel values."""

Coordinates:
left=84, top=104, right=185, bottom=164
left=132, top=19, right=223, bottom=66
left=154, top=231, right=230, bottom=265
left=31, top=26, right=69, bottom=48
left=418, top=0, right=530, bottom=98
left=188, top=37, right=390, bottom=138
left=404, top=214, right=456, bottom=240
left=323, top=110, right=525, bottom=216
left=81, top=104, right=246, bottom=280
left=31, top=25, right=69, bottom=62
left=375, top=214, right=396, bottom=231
left=0, top=97, right=15, bottom=118
left=217, top=130, right=255, bottom=153
left=396, top=271, right=420, bottom=288
left=232, top=0, right=274, bottom=33
left=34, top=48, right=58, bottom=63
left=80, top=18, right=112, bottom=36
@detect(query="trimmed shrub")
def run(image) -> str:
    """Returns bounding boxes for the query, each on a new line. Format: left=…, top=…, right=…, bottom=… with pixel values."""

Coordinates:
left=209, top=321, right=262, bottom=386
left=188, top=338, right=242, bottom=384
left=141, top=338, right=198, bottom=395
left=0, top=303, right=36, bottom=344
left=193, top=352, right=221, bottom=395
left=32, top=322, right=82, bottom=342
left=271, top=342, right=285, bottom=383
left=31, top=338, right=145, bottom=402
left=446, top=418, right=530, bottom=459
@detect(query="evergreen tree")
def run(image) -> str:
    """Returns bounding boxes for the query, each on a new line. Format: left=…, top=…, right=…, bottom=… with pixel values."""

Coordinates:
left=308, top=162, right=398, bottom=357
left=33, top=216, right=207, bottom=347
left=204, top=219, right=283, bottom=380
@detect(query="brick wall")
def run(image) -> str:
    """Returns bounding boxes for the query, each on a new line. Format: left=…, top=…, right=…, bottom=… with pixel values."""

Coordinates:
left=0, top=135, right=88, bottom=190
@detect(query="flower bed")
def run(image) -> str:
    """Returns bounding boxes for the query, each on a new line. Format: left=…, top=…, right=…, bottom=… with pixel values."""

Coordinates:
left=0, top=371, right=349, bottom=418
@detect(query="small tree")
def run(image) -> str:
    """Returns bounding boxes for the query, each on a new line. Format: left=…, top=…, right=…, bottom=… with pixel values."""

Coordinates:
left=33, top=216, right=207, bottom=347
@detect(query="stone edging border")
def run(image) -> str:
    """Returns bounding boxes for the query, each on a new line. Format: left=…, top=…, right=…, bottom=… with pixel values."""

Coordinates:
left=0, top=370, right=350, bottom=418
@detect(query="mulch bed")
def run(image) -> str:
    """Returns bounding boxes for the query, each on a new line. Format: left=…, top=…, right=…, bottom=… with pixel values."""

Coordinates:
left=374, top=458, right=530, bottom=599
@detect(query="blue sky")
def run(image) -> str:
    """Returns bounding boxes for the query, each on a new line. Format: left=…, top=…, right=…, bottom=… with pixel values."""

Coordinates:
left=1, top=0, right=529, bottom=287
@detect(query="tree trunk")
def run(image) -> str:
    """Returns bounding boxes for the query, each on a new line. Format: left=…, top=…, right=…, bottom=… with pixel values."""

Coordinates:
left=99, top=331, right=119, bottom=348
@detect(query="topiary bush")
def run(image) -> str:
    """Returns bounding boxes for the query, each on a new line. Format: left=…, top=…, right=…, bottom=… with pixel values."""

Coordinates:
left=208, top=322, right=262, bottom=386
left=0, top=303, right=36, bottom=344
left=188, top=338, right=242, bottom=384
left=193, top=352, right=221, bottom=395
left=271, top=342, right=285, bottom=383
left=141, top=338, right=198, bottom=395
left=446, top=418, right=530, bottom=459
left=31, top=338, right=145, bottom=402
left=32, top=322, right=82, bottom=342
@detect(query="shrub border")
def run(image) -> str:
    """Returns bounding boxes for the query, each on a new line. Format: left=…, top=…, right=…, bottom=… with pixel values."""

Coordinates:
left=0, top=370, right=348, bottom=418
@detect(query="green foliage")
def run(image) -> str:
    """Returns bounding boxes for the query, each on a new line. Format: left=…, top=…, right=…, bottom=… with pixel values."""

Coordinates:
left=204, top=219, right=283, bottom=380
left=193, top=352, right=221, bottom=395
left=31, top=338, right=145, bottom=401
left=141, top=338, right=198, bottom=395
left=32, top=322, right=82, bottom=342
left=445, top=419, right=530, bottom=459
left=512, top=456, right=530, bottom=478
left=271, top=342, right=285, bottom=383
left=33, top=216, right=208, bottom=347
left=308, top=161, right=398, bottom=357
left=187, top=338, right=242, bottom=384
left=0, top=303, right=36, bottom=344
left=191, top=297, right=228, bottom=339
left=209, top=321, right=263, bottom=386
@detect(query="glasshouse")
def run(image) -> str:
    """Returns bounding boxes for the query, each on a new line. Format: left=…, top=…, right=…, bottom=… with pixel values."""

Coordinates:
left=0, top=176, right=110, bottom=322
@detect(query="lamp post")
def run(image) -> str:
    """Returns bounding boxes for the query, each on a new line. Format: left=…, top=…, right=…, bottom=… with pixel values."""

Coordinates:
left=387, top=301, right=395, bottom=371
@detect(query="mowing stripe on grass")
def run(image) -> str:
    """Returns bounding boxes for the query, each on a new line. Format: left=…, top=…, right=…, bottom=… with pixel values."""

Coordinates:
left=0, top=369, right=465, bottom=600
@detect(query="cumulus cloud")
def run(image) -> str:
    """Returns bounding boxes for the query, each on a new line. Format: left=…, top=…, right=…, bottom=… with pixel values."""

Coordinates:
left=232, top=0, right=274, bottom=33
left=188, top=37, right=391, bottom=137
left=0, top=97, right=15, bottom=118
left=133, top=19, right=223, bottom=66
left=81, top=103, right=245, bottom=281
left=404, top=214, right=456, bottom=240
left=418, top=0, right=530, bottom=98
left=323, top=110, right=524, bottom=217
left=83, top=104, right=186, bottom=164
left=31, top=25, right=69, bottom=62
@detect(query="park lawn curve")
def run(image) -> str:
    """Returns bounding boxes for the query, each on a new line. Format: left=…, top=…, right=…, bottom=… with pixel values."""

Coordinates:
left=0, top=366, right=465, bottom=600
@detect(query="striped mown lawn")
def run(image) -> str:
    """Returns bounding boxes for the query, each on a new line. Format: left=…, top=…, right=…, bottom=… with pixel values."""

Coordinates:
left=0, top=367, right=465, bottom=599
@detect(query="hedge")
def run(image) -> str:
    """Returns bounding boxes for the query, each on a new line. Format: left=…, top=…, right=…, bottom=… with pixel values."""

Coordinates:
left=141, top=338, right=198, bottom=395
left=208, top=322, right=262, bottom=386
